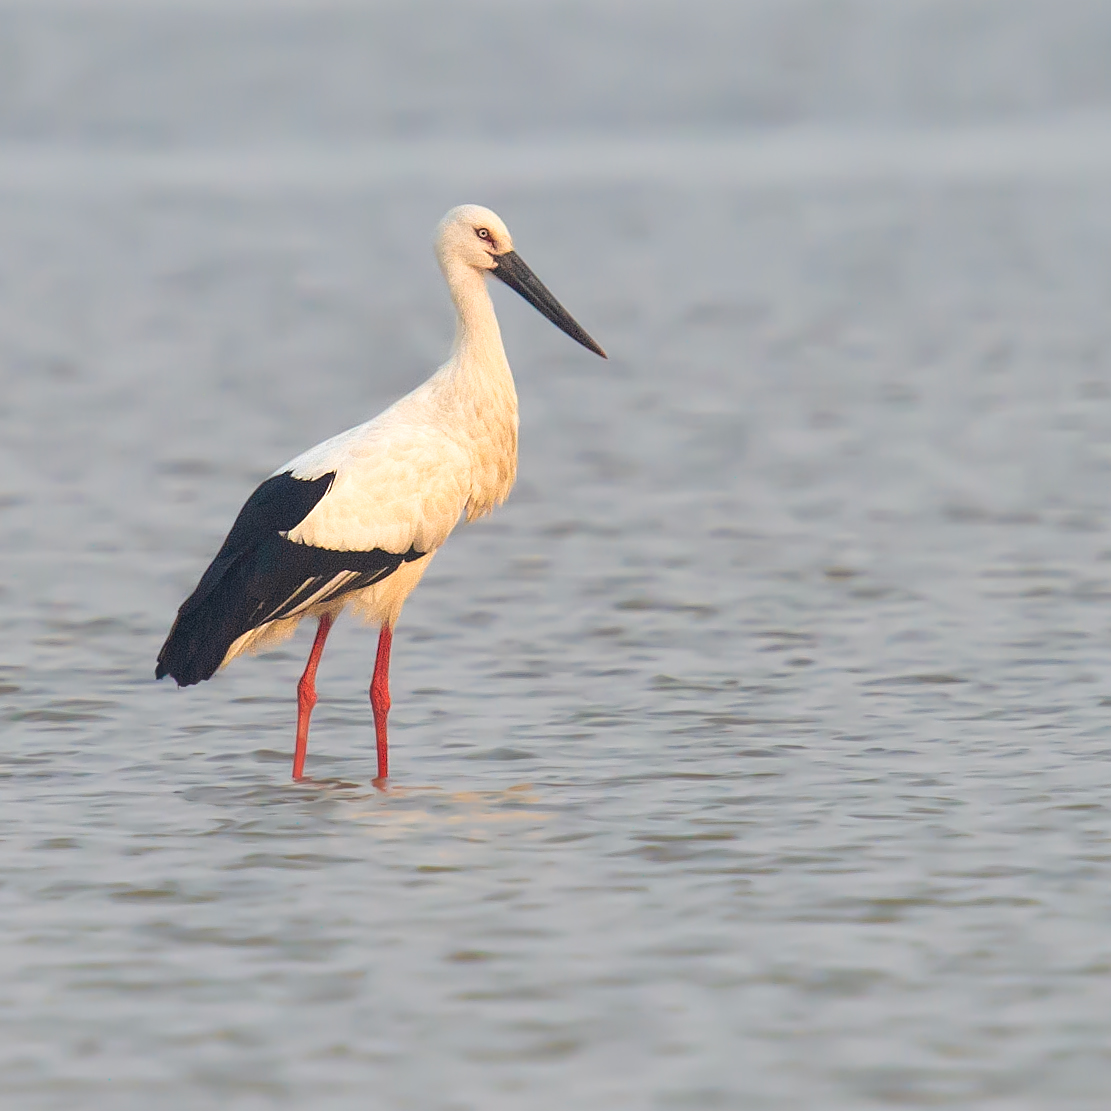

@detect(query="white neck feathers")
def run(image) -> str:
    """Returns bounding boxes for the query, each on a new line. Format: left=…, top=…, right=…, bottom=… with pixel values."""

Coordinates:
left=439, top=259, right=506, bottom=372
left=435, top=257, right=519, bottom=519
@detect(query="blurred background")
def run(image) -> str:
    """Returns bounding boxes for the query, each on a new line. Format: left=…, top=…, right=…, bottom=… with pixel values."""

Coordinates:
left=3, top=1, right=1111, bottom=1108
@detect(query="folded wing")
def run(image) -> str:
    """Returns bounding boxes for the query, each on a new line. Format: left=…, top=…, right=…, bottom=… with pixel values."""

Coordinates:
left=155, top=471, right=424, bottom=687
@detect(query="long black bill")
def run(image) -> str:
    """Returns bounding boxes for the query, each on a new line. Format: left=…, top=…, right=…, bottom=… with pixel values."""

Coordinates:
left=491, top=251, right=607, bottom=359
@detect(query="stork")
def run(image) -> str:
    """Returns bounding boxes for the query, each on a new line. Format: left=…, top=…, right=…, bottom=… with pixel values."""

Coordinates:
left=156, top=205, right=606, bottom=785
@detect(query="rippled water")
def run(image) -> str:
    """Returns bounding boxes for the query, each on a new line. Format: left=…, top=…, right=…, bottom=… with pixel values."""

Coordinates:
left=4, top=3, right=1111, bottom=1109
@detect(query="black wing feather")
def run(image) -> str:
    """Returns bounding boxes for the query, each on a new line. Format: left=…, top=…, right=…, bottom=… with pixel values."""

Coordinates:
left=156, top=472, right=423, bottom=687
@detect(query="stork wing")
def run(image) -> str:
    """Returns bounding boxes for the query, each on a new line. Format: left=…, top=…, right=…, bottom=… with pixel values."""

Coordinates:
left=156, top=471, right=423, bottom=686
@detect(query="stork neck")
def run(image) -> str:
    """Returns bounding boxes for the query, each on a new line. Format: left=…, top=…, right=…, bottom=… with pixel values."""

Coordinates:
left=445, top=261, right=510, bottom=377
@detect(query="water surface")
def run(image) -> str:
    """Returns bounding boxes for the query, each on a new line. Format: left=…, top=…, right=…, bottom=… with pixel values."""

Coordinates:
left=3, top=3, right=1111, bottom=1108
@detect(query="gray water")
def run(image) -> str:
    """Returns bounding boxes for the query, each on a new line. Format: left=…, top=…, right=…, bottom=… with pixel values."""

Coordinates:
left=4, top=3, right=1111, bottom=1108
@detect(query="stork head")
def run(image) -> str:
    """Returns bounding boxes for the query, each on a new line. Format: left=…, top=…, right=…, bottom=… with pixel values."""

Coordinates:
left=436, top=204, right=513, bottom=271
left=435, top=204, right=606, bottom=359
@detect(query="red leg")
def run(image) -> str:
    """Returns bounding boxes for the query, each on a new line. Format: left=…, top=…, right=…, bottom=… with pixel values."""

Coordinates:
left=293, top=613, right=334, bottom=780
left=370, top=624, right=393, bottom=784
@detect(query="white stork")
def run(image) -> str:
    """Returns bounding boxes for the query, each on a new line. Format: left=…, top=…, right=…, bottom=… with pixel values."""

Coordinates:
left=156, top=205, right=606, bottom=784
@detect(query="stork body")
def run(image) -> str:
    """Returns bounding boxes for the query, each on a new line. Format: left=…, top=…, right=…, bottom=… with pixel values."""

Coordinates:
left=156, top=205, right=605, bottom=783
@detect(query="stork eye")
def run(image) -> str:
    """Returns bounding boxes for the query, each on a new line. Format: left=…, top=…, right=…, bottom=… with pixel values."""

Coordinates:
left=476, top=228, right=491, bottom=240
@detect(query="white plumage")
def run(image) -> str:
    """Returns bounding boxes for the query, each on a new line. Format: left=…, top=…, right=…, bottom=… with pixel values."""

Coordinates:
left=157, top=204, right=605, bottom=784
